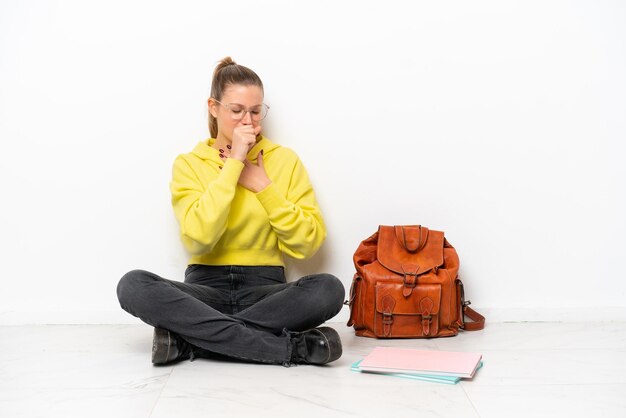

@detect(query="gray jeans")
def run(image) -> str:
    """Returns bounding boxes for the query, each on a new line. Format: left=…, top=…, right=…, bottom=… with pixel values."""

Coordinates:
left=116, top=265, right=345, bottom=364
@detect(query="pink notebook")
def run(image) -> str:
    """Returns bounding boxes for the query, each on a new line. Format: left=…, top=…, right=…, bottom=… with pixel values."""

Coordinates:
left=359, top=347, right=483, bottom=378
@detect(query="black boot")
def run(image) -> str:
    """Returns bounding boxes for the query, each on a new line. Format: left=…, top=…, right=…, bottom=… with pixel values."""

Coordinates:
left=291, top=327, right=342, bottom=365
left=151, top=327, right=193, bottom=365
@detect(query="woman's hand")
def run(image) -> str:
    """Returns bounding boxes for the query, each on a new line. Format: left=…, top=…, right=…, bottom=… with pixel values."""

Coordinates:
left=230, top=125, right=262, bottom=161
left=239, top=151, right=271, bottom=193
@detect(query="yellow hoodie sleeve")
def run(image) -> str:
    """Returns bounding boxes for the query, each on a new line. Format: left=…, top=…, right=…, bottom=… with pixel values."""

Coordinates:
left=255, top=156, right=326, bottom=259
left=170, top=156, right=244, bottom=255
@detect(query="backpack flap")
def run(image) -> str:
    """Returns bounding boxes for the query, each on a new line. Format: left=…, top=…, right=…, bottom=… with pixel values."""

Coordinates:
left=377, top=225, right=445, bottom=296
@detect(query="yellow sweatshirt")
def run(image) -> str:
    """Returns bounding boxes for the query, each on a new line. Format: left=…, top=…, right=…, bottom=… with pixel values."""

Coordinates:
left=170, top=136, right=326, bottom=266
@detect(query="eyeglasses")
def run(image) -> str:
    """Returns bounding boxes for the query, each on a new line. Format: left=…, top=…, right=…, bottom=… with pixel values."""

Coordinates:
left=212, top=99, right=270, bottom=122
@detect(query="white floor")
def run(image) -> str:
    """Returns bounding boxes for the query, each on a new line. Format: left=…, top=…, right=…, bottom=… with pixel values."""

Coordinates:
left=1, top=322, right=625, bottom=418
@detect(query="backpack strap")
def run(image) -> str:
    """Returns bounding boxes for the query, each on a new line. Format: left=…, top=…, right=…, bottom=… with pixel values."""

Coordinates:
left=457, top=279, right=485, bottom=331
left=462, top=305, right=485, bottom=331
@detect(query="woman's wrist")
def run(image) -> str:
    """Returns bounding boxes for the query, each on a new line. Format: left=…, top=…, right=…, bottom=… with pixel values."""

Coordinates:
left=252, top=178, right=271, bottom=193
left=229, top=151, right=247, bottom=161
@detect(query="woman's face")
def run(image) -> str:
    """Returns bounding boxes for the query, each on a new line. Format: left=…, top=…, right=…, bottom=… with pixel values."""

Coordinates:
left=209, top=84, right=264, bottom=142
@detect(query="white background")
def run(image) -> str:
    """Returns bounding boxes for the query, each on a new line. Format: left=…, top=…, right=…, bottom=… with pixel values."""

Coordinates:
left=1, top=0, right=624, bottom=324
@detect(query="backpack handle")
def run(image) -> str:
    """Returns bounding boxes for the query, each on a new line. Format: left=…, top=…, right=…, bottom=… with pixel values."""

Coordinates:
left=394, top=225, right=429, bottom=253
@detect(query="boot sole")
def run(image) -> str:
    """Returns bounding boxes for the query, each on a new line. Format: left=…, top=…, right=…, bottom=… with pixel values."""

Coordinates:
left=316, top=326, right=343, bottom=363
left=152, top=327, right=172, bottom=365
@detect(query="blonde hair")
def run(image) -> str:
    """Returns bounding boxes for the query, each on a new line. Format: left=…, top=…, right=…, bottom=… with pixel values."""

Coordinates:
left=209, top=57, right=264, bottom=138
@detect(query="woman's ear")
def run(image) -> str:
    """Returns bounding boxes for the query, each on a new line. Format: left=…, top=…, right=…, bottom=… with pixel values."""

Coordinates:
left=208, top=98, right=218, bottom=118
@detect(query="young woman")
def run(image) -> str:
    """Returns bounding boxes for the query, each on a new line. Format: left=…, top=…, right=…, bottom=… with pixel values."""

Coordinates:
left=117, top=57, right=344, bottom=366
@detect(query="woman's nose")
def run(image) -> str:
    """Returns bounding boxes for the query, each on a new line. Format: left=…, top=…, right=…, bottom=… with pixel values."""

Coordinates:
left=241, top=111, right=253, bottom=125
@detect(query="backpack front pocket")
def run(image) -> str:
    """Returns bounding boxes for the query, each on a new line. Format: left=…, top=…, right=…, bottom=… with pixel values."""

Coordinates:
left=374, top=282, right=441, bottom=338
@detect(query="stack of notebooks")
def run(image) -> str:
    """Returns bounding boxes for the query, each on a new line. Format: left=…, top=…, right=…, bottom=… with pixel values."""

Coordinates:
left=351, top=347, right=483, bottom=385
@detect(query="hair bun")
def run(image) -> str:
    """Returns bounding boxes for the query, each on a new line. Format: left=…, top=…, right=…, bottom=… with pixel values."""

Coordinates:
left=215, top=56, right=237, bottom=74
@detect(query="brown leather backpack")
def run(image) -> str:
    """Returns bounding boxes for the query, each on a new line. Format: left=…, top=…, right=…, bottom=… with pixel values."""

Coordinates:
left=346, top=225, right=485, bottom=338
